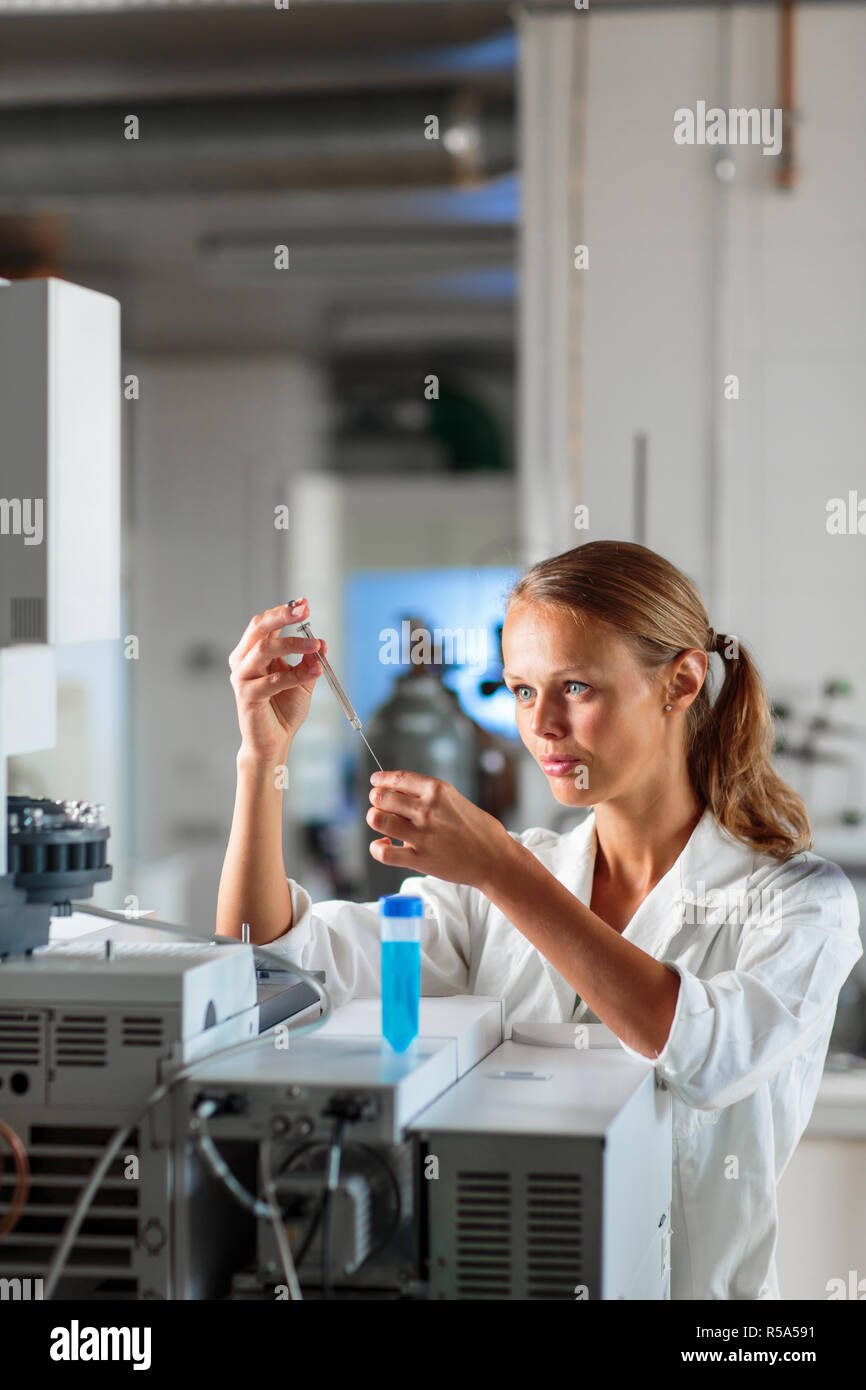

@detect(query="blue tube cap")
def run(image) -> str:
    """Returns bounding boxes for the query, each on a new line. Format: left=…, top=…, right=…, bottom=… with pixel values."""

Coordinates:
left=378, top=894, right=424, bottom=917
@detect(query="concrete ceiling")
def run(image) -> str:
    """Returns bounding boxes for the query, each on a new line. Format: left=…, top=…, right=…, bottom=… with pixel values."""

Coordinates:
left=0, top=0, right=519, bottom=355
left=1, top=0, right=805, bottom=353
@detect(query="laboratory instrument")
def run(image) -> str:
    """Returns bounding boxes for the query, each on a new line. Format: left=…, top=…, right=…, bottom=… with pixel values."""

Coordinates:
left=0, top=911, right=672, bottom=1298
left=297, top=620, right=383, bottom=771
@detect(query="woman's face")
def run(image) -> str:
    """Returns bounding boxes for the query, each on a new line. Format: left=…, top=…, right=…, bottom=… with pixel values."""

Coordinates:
left=501, top=600, right=675, bottom=810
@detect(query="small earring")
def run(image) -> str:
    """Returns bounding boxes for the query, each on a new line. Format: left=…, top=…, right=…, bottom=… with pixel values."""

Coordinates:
left=664, top=704, right=672, bottom=711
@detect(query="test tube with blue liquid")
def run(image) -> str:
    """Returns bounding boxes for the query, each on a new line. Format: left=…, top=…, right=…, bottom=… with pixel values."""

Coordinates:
left=379, top=895, right=423, bottom=1052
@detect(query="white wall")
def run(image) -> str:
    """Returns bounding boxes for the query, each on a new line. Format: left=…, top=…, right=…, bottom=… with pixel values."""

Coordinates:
left=128, top=354, right=328, bottom=931
left=584, top=3, right=866, bottom=716
left=777, top=1133, right=866, bottom=1300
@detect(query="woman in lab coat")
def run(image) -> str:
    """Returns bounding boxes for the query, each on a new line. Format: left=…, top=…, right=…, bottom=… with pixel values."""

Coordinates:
left=218, top=539, right=862, bottom=1301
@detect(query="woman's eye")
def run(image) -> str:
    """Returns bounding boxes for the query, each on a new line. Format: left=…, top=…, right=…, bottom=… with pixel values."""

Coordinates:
left=510, top=682, right=588, bottom=700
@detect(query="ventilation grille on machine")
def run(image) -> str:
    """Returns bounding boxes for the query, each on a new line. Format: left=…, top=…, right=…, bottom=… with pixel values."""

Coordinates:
left=453, top=1169, right=584, bottom=1300
left=0, top=1011, right=42, bottom=1067
left=53, top=1015, right=107, bottom=1068
left=0, top=1124, right=141, bottom=1294
left=0, top=1011, right=165, bottom=1068
left=455, top=1171, right=512, bottom=1299
left=121, top=1016, right=164, bottom=1049
left=526, top=1172, right=583, bottom=1299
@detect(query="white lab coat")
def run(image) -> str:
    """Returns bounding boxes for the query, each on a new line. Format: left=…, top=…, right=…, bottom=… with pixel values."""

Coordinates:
left=267, top=806, right=862, bottom=1300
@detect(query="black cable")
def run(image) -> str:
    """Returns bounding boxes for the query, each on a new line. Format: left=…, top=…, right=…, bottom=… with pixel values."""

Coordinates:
left=293, top=1187, right=328, bottom=1270
left=276, top=1140, right=329, bottom=1270
left=321, top=1187, right=334, bottom=1298
left=321, top=1118, right=346, bottom=1301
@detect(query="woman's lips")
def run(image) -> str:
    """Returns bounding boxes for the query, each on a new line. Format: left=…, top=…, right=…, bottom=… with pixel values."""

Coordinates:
left=540, top=756, right=583, bottom=777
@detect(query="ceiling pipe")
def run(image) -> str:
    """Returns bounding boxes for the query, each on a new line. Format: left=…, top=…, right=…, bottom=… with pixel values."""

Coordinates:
left=777, top=0, right=798, bottom=191
left=0, top=89, right=514, bottom=199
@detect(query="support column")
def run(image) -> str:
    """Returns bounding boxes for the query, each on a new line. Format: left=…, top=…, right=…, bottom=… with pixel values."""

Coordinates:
left=517, top=8, right=589, bottom=566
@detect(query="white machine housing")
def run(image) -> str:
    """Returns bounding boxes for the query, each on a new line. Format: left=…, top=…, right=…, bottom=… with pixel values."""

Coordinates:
left=175, top=996, right=504, bottom=1298
left=0, top=276, right=120, bottom=881
left=0, top=276, right=120, bottom=651
left=0, top=937, right=258, bottom=1106
left=0, top=934, right=257, bottom=1298
left=410, top=1021, right=673, bottom=1300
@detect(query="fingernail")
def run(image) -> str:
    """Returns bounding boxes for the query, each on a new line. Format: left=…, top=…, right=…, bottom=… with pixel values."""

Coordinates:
left=289, top=599, right=305, bottom=615
left=370, top=772, right=381, bottom=784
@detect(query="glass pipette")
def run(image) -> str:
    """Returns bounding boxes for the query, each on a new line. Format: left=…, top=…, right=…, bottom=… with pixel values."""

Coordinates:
left=297, top=621, right=383, bottom=771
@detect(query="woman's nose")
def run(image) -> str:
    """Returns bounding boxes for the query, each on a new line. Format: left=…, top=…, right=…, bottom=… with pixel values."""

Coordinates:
left=529, top=695, right=568, bottom=739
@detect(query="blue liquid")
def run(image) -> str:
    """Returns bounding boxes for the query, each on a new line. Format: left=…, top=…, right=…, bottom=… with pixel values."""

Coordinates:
left=381, top=940, right=421, bottom=1052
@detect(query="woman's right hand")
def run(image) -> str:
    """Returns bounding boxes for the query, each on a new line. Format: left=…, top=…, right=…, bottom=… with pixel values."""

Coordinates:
left=228, top=598, right=326, bottom=761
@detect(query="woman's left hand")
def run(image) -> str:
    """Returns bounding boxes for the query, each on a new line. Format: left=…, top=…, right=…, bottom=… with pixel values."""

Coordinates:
left=366, top=770, right=508, bottom=891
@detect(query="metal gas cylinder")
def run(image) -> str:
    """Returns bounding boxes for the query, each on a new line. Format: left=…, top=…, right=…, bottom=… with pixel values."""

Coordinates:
left=360, top=665, right=480, bottom=899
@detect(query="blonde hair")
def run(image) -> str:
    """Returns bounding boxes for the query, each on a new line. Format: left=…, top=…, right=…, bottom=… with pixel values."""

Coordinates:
left=507, top=540, right=811, bottom=860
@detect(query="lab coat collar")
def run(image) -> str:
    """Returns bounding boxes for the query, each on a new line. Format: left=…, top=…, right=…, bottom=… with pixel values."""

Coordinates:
left=564, top=804, right=744, bottom=958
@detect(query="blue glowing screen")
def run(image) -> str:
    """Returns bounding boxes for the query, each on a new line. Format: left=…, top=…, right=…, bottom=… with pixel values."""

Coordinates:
left=344, top=566, right=521, bottom=740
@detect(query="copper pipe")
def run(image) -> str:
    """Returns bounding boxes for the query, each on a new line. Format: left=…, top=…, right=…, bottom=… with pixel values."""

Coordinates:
left=0, top=1119, right=31, bottom=1240
left=778, top=1, right=797, bottom=190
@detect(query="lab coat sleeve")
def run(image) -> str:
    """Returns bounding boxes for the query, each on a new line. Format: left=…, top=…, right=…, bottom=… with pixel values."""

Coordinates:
left=618, top=856, right=863, bottom=1111
left=258, top=871, right=477, bottom=1011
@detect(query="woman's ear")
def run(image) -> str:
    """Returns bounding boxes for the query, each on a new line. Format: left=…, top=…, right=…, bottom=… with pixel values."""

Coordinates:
left=666, top=650, right=708, bottom=710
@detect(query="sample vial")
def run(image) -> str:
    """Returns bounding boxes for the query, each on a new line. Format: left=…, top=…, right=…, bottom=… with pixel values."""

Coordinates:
left=379, top=895, right=423, bottom=1052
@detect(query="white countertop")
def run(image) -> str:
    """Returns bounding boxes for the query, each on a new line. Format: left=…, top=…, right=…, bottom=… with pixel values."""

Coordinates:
left=809, top=1062, right=866, bottom=1139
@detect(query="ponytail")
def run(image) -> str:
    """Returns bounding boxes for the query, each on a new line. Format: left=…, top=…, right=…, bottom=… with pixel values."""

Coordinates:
left=688, top=635, right=811, bottom=858
left=507, top=541, right=812, bottom=860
